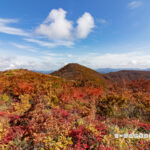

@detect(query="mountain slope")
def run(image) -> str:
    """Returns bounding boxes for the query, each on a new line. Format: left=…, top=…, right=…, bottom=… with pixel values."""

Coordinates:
left=51, top=63, right=109, bottom=87
left=0, top=69, right=74, bottom=95
left=104, top=70, right=150, bottom=82
left=96, top=68, right=150, bottom=74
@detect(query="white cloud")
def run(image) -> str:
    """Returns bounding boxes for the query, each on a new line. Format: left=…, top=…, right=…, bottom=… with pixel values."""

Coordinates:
left=76, top=52, right=150, bottom=69
left=128, top=1, right=142, bottom=9
left=25, top=38, right=57, bottom=48
left=36, top=8, right=73, bottom=40
left=67, top=54, right=73, bottom=58
left=11, top=42, right=38, bottom=52
left=0, top=9, right=95, bottom=48
left=0, top=18, right=17, bottom=24
left=0, top=55, right=62, bottom=71
left=76, top=12, right=95, bottom=39
left=0, top=18, right=30, bottom=36
left=25, top=38, right=74, bottom=48
left=1, top=51, right=150, bottom=71
left=97, top=19, right=107, bottom=24
left=36, top=8, right=95, bottom=41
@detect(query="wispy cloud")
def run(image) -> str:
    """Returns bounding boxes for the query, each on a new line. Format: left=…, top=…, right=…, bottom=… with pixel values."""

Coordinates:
left=11, top=42, right=38, bottom=52
left=0, top=8, right=95, bottom=48
left=0, top=18, right=17, bottom=24
left=128, top=1, right=142, bottom=9
left=24, top=38, right=74, bottom=48
left=0, top=18, right=30, bottom=36
left=97, top=19, right=107, bottom=24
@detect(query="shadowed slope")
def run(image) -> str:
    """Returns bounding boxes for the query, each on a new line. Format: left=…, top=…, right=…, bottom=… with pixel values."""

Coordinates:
left=104, top=70, right=150, bottom=82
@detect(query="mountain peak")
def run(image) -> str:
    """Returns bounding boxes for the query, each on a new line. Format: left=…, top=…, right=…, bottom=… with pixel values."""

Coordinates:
left=51, top=63, right=108, bottom=87
left=62, top=63, right=85, bottom=69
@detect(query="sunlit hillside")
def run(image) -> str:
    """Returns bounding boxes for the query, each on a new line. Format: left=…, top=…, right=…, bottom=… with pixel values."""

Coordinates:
left=0, top=66, right=150, bottom=149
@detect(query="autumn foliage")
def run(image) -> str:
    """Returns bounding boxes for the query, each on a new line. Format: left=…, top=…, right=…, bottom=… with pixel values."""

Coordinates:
left=0, top=69, right=150, bottom=149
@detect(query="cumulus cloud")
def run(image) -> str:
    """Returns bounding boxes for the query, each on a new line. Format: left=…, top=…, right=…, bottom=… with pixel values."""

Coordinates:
left=0, top=18, right=30, bottom=36
left=0, top=9, right=95, bottom=48
left=76, top=12, right=95, bottom=39
left=35, top=8, right=95, bottom=41
left=36, top=8, right=73, bottom=40
left=128, top=1, right=142, bottom=9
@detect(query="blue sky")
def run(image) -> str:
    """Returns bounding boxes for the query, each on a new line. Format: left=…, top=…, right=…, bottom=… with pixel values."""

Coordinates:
left=0, top=0, right=150, bottom=70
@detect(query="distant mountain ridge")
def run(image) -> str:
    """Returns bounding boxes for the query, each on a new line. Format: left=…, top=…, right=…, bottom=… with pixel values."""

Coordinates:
left=96, top=68, right=150, bottom=74
left=35, top=68, right=150, bottom=74
left=50, top=63, right=150, bottom=84
left=32, top=70, right=53, bottom=74
left=104, top=70, right=150, bottom=82
left=1, top=64, right=150, bottom=86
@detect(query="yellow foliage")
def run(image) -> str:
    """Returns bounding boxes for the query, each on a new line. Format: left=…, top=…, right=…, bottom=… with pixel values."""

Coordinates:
left=41, top=135, right=73, bottom=150
left=44, top=95, right=59, bottom=108
left=86, top=123, right=99, bottom=136
left=77, top=118, right=84, bottom=126
left=102, top=125, right=139, bottom=150
left=0, top=118, right=9, bottom=143
left=0, top=123, right=7, bottom=141
left=13, top=94, right=31, bottom=114
left=0, top=94, right=10, bottom=103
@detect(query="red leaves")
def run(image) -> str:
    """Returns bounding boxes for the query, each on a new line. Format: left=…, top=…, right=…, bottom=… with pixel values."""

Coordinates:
left=138, top=122, right=150, bottom=132
left=1, top=69, right=150, bottom=149
left=99, top=145, right=114, bottom=150
left=85, top=87, right=102, bottom=97
left=0, top=112, right=19, bottom=120
left=60, top=86, right=102, bottom=103
left=52, top=108, right=70, bottom=119
left=0, top=112, right=8, bottom=117
left=137, top=140, right=150, bottom=150
left=69, top=126, right=91, bottom=149
left=13, top=82, right=34, bottom=96
left=2, top=126, right=27, bottom=144
left=69, top=124, right=106, bottom=149
left=127, top=79, right=150, bottom=93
